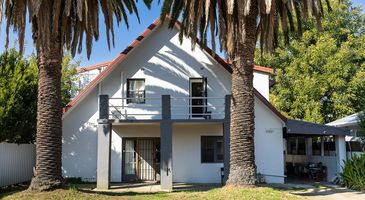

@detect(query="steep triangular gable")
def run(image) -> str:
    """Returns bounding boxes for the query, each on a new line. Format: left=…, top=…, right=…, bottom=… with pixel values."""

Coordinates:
left=63, top=17, right=286, bottom=123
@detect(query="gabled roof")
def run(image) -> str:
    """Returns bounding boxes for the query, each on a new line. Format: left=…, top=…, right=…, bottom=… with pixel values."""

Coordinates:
left=64, top=17, right=286, bottom=123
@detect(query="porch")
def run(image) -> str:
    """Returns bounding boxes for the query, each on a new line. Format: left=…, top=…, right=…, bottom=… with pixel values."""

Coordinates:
left=284, top=119, right=351, bottom=183
left=96, top=94, right=231, bottom=191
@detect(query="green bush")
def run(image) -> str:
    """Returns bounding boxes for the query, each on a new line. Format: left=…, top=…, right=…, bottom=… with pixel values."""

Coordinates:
left=341, top=154, right=365, bottom=191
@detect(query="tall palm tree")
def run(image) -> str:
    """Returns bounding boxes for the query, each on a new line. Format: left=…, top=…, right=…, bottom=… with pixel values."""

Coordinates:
left=0, top=0, right=151, bottom=191
left=161, top=0, right=332, bottom=185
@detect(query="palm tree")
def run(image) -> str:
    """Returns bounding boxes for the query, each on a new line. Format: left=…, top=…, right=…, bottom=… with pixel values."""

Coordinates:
left=161, top=0, right=332, bottom=185
left=0, top=0, right=151, bottom=191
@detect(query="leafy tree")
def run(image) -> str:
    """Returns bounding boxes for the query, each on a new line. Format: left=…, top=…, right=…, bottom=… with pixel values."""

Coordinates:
left=0, top=50, right=79, bottom=143
left=161, top=0, right=332, bottom=185
left=0, top=49, right=37, bottom=143
left=0, top=0, right=150, bottom=190
left=61, top=54, right=79, bottom=107
left=256, top=0, right=365, bottom=124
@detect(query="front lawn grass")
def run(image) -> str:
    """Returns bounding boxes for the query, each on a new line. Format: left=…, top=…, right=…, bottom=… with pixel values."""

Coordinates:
left=0, top=184, right=303, bottom=200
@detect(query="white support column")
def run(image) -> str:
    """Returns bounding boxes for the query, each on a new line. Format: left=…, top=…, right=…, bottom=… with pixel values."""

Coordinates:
left=335, top=135, right=346, bottom=174
left=321, top=137, right=324, bottom=157
left=96, top=95, right=111, bottom=190
left=306, top=137, right=312, bottom=156
left=97, top=122, right=111, bottom=190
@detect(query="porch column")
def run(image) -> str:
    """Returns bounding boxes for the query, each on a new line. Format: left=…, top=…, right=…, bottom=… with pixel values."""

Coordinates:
left=97, top=95, right=111, bottom=190
left=223, top=95, right=231, bottom=184
left=321, top=137, right=325, bottom=157
left=160, top=95, right=172, bottom=191
left=335, top=135, right=346, bottom=174
left=306, top=137, right=312, bottom=156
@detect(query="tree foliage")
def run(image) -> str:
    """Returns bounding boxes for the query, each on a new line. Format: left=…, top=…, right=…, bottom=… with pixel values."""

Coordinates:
left=0, top=50, right=79, bottom=143
left=61, top=54, right=79, bottom=107
left=256, top=0, right=365, bottom=124
left=0, top=49, right=37, bottom=143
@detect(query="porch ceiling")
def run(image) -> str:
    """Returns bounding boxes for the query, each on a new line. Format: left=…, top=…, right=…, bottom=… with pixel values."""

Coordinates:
left=284, top=119, right=351, bottom=137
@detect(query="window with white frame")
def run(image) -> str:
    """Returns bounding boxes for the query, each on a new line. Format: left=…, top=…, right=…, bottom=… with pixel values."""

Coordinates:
left=127, top=79, right=145, bottom=104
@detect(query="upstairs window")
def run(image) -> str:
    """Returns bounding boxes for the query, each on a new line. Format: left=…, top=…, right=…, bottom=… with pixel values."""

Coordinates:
left=127, top=79, right=145, bottom=104
left=201, top=136, right=224, bottom=163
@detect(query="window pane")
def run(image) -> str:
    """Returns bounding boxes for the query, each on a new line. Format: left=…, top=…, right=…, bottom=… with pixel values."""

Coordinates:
left=127, top=79, right=145, bottom=104
left=202, top=149, right=215, bottom=162
left=216, top=140, right=224, bottom=162
left=287, top=138, right=297, bottom=155
left=297, top=137, right=306, bottom=155
left=201, top=136, right=223, bottom=163
left=312, top=137, right=321, bottom=156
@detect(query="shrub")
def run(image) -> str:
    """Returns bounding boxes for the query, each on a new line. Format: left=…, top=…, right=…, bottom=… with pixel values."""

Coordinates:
left=341, top=154, right=365, bottom=191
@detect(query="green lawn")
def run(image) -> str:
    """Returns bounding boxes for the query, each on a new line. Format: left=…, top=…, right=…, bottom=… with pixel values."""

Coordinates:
left=0, top=184, right=304, bottom=200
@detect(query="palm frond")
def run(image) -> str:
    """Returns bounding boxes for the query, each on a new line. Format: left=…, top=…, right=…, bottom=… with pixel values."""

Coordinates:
left=161, top=0, right=330, bottom=57
left=0, top=0, right=150, bottom=59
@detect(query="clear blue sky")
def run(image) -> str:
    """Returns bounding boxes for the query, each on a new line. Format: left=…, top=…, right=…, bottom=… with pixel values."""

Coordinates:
left=0, top=0, right=363, bottom=69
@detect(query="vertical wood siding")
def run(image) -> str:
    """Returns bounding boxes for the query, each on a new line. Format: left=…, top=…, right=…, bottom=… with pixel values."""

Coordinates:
left=0, top=143, right=36, bottom=187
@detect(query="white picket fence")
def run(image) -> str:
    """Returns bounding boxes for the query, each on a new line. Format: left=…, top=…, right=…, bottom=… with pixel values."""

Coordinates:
left=0, top=143, right=36, bottom=187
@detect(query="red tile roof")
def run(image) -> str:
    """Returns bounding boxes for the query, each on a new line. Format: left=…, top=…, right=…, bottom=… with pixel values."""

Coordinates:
left=63, top=17, right=286, bottom=122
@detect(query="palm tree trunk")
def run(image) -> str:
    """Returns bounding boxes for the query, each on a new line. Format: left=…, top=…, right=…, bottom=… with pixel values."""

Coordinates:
left=226, top=0, right=258, bottom=186
left=29, top=40, right=63, bottom=191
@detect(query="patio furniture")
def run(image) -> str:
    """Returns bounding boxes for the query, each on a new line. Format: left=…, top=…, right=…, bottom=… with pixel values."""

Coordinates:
left=307, top=162, right=327, bottom=181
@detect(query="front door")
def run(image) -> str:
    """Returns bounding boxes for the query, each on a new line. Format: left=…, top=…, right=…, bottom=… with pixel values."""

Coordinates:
left=190, top=78, right=207, bottom=118
left=122, top=138, right=160, bottom=182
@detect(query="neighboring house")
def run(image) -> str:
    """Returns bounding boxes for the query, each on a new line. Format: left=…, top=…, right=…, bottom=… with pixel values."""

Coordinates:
left=327, top=113, right=360, bottom=137
left=327, top=113, right=364, bottom=153
left=62, top=18, right=351, bottom=190
left=71, top=62, right=111, bottom=98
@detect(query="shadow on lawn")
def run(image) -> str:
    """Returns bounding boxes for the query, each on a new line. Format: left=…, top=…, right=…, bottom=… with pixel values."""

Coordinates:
left=0, top=184, right=29, bottom=199
left=75, top=182, right=220, bottom=197
left=267, top=182, right=365, bottom=198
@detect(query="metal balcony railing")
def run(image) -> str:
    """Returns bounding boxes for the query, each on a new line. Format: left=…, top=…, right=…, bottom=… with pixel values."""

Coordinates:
left=99, top=95, right=231, bottom=121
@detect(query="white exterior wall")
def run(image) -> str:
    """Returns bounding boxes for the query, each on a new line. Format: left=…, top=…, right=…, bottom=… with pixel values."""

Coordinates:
left=253, top=72, right=270, bottom=100
left=172, top=124, right=223, bottom=183
left=62, top=87, right=99, bottom=182
left=254, top=100, right=285, bottom=183
left=62, top=22, right=282, bottom=183
left=0, top=143, right=36, bottom=187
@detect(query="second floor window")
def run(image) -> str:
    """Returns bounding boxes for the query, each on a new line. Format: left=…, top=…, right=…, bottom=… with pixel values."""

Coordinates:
left=127, top=79, right=145, bottom=104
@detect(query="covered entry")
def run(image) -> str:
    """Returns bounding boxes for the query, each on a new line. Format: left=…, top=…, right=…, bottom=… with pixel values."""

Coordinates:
left=284, top=119, right=351, bottom=182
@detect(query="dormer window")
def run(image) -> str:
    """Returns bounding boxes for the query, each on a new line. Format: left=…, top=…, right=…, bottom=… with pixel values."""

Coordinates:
left=127, top=79, right=145, bottom=104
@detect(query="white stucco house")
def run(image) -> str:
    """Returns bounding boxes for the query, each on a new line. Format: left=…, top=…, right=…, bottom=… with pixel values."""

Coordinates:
left=62, top=18, right=351, bottom=190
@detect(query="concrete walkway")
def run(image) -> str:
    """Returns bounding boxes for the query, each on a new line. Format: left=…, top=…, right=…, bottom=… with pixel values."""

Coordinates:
left=92, top=182, right=220, bottom=193
left=292, top=185, right=365, bottom=200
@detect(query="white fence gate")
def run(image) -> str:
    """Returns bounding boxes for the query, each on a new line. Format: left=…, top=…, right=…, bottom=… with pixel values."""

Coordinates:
left=0, top=143, right=36, bottom=187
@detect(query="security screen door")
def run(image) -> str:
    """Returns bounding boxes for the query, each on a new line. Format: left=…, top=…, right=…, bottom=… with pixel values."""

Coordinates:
left=122, top=138, right=160, bottom=181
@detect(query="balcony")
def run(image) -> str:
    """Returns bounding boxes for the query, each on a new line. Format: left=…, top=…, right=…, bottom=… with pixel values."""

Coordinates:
left=99, top=95, right=231, bottom=123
